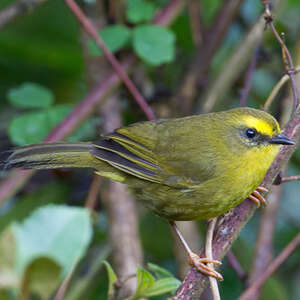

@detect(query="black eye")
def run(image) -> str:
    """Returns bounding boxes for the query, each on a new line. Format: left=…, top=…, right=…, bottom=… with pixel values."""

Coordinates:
left=246, top=128, right=257, bottom=139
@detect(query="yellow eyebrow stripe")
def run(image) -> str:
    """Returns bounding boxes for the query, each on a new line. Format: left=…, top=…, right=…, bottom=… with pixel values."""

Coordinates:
left=240, top=115, right=280, bottom=136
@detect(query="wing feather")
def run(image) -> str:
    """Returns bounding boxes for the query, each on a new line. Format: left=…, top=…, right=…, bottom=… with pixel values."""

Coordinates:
left=91, top=134, right=161, bottom=183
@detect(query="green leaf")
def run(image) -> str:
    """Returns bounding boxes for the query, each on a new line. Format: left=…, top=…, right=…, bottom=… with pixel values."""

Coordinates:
left=7, top=82, right=54, bottom=109
left=133, top=266, right=155, bottom=297
left=0, top=183, right=70, bottom=235
left=8, top=105, right=71, bottom=145
left=88, top=25, right=131, bottom=56
left=126, top=0, right=156, bottom=24
left=13, top=205, right=92, bottom=277
left=143, top=277, right=181, bottom=297
left=147, top=263, right=173, bottom=279
left=21, top=257, right=61, bottom=300
left=103, top=261, right=118, bottom=298
left=133, top=25, right=175, bottom=66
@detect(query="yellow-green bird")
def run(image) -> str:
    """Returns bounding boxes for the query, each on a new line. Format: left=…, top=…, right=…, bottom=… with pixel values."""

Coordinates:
left=3, top=107, right=295, bottom=279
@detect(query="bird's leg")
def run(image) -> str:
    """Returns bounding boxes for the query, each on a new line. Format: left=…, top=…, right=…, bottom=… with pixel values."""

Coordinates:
left=248, top=186, right=268, bottom=207
left=169, top=221, right=223, bottom=280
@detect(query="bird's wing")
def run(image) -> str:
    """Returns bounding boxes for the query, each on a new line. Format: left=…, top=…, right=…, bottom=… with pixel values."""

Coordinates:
left=91, top=121, right=163, bottom=184
left=91, top=117, right=216, bottom=187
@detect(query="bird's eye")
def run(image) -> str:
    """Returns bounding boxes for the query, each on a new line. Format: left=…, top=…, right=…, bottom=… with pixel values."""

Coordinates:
left=246, top=128, right=257, bottom=139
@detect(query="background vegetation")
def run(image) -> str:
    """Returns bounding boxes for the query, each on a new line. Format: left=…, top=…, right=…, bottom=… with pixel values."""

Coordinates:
left=0, top=0, right=299, bottom=299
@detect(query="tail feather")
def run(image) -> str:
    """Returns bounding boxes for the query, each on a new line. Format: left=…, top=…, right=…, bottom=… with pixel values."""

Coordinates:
left=3, top=142, right=95, bottom=170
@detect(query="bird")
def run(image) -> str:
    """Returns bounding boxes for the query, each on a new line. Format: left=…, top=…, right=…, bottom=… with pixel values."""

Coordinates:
left=2, top=107, right=295, bottom=280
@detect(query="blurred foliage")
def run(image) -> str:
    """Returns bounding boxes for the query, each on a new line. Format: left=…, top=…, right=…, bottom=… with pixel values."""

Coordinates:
left=0, top=0, right=299, bottom=299
left=0, top=205, right=92, bottom=298
left=102, top=262, right=180, bottom=299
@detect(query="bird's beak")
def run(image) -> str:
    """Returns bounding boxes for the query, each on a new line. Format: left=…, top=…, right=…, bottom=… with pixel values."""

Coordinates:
left=269, top=133, right=295, bottom=145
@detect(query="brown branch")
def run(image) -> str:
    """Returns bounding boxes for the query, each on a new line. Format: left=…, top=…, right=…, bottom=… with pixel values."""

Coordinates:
left=281, top=174, right=300, bottom=183
left=238, top=232, right=300, bottom=300
left=0, top=0, right=185, bottom=206
left=53, top=262, right=77, bottom=300
left=187, top=0, right=203, bottom=47
left=263, top=66, right=300, bottom=111
left=227, top=251, right=249, bottom=286
left=262, top=1, right=299, bottom=109
left=0, top=0, right=47, bottom=29
left=85, top=175, right=101, bottom=211
left=64, top=0, right=155, bottom=120
left=64, top=246, right=110, bottom=300
left=248, top=185, right=282, bottom=300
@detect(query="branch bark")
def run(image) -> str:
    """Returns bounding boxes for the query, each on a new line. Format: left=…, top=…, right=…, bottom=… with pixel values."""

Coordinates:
left=239, top=232, right=300, bottom=300
left=248, top=185, right=282, bottom=300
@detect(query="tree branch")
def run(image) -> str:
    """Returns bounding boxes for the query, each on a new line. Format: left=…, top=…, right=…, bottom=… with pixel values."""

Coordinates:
left=227, top=251, right=249, bottom=287
left=248, top=185, right=282, bottom=300
left=64, top=0, right=156, bottom=120
left=281, top=174, right=300, bottom=182
left=238, top=232, right=300, bottom=300
left=262, top=1, right=299, bottom=109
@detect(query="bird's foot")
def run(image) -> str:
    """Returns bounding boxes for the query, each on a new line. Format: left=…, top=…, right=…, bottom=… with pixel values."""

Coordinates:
left=188, top=252, right=223, bottom=281
left=248, top=186, right=268, bottom=207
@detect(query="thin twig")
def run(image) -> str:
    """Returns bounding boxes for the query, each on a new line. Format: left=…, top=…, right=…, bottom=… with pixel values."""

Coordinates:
left=239, top=46, right=260, bottom=107
left=263, top=66, right=300, bottom=111
left=238, top=232, right=300, bottom=300
left=0, top=0, right=47, bottom=29
left=206, top=218, right=220, bottom=300
left=173, top=222, right=202, bottom=279
left=53, top=261, right=77, bottom=300
left=281, top=174, right=300, bottom=182
left=65, top=246, right=110, bottom=300
left=227, top=251, right=249, bottom=287
left=64, top=0, right=155, bottom=120
left=262, top=1, right=299, bottom=109
left=187, top=0, right=203, bottom=47
left=85, top=174, right=101, bottom=211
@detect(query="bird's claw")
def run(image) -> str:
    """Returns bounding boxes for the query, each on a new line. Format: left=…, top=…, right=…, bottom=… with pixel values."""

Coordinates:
left=248, top=186, right=268, bottom=207
left=188, top=252, right=223, bottom=281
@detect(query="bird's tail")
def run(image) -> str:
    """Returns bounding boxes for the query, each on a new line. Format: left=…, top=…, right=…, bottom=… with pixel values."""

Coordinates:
left=2, top=142, right=96, bottom=170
